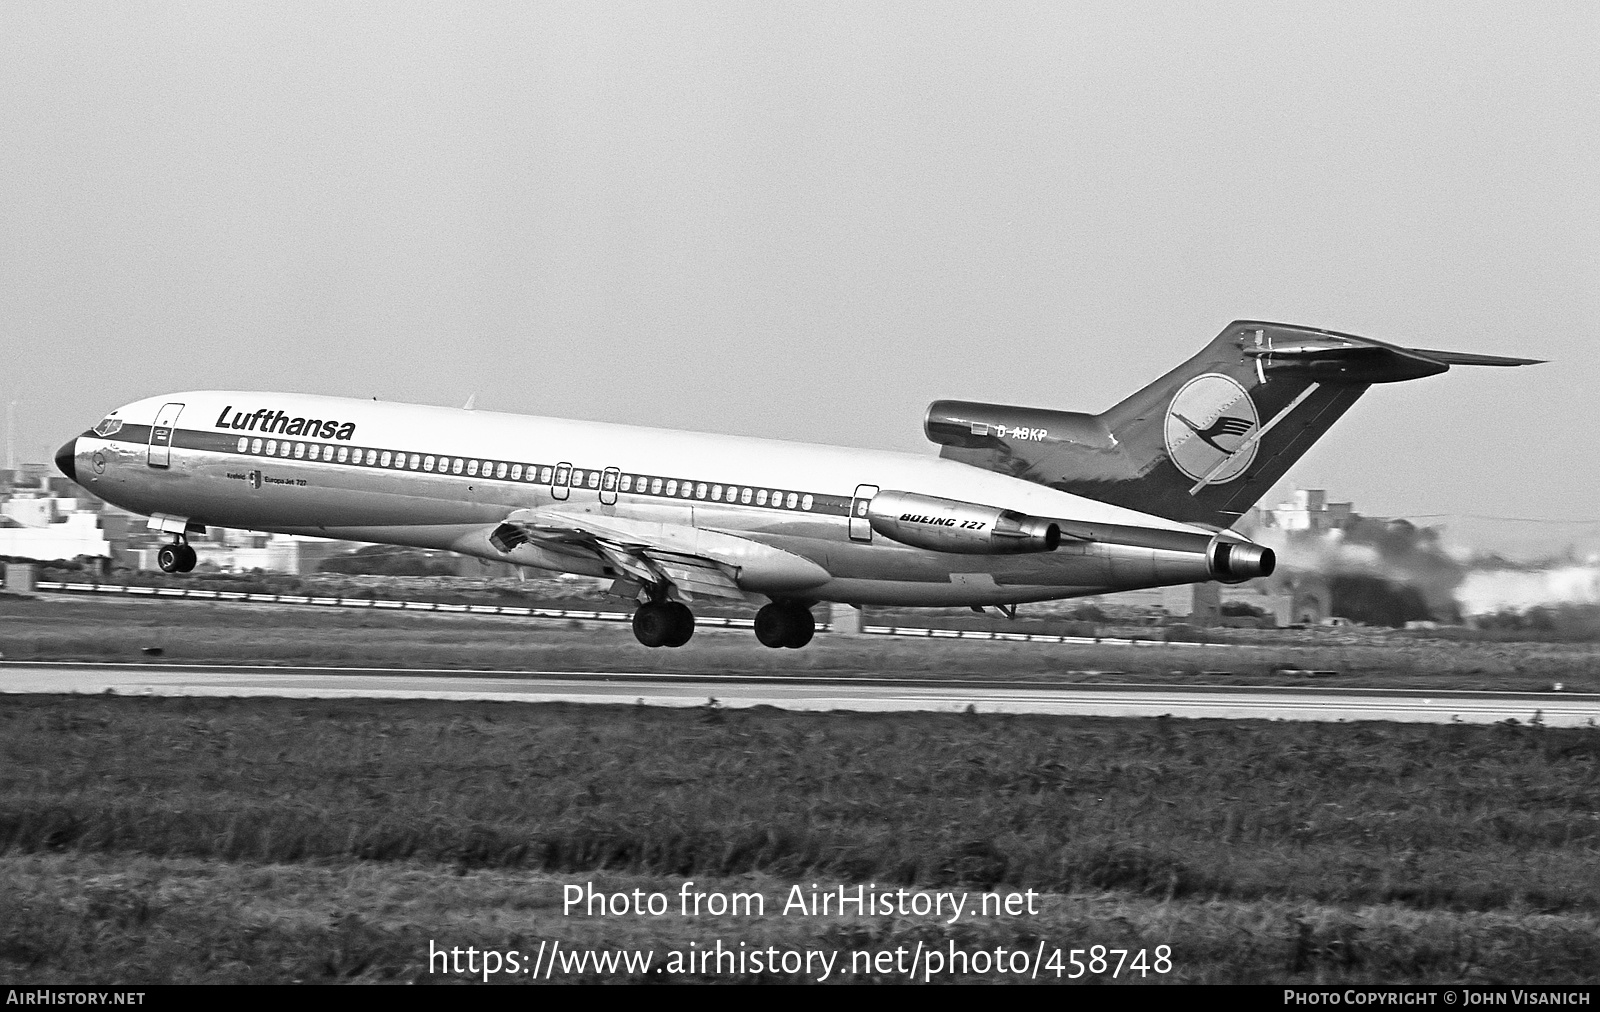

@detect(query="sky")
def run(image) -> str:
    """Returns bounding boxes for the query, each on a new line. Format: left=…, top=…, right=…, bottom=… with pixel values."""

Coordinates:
left=3, top=3, right=1596, bottom=558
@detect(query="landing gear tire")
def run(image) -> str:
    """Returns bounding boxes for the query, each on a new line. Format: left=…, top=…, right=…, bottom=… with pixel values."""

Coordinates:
left=662, top=602, right=695, bottom=648
left=755, top=603, right=815, bottom=649
left=157, top=543, right=196, bottom=574
left=633, top=601, right=695, bottom=648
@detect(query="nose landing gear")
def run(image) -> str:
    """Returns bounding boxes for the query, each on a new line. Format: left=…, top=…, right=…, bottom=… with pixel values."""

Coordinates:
left=156, top=540, right=197, bottom=574
left=632, top=600, right=695, bottom=648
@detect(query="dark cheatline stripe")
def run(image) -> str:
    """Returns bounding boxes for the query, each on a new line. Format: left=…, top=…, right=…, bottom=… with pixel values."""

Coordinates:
left=108, top=426, right=855, bottom=517
left=94, top=423, right=153, bottom=445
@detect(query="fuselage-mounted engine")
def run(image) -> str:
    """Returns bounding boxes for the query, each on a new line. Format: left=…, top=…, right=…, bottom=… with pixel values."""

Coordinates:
left=866, top=490, right=1061, bottom=554
left=1207, top=535, right=1276, bottom=583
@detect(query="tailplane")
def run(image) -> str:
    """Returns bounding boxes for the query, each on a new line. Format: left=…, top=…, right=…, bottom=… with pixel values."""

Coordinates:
left=926, top=321, right=1540, bottom=528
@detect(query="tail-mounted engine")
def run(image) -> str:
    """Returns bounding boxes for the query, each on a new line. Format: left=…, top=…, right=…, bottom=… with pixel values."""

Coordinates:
left=1208, top=535, right=1275, bottom=583
left=867, top=490, right=1061, bottom=555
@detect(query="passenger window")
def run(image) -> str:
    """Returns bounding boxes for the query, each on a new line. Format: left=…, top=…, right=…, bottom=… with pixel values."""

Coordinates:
left=694, top=482, right=707, bottom=499
left=710, top=485, right=722, bottom=501
left=467, top=460, right=479, bottom=476
left=366, top=450, right=378, bottom=465
left=650, top=478, right=663, bottom=494
left=539, top=466, right=553, bottom=483
left=756, top=489, right=768, bottom=506
left=265, top=440, right=277, bottom=456
left=452, top=458, right=464, bottom=475
left=236, top=437, right=248, bottom=453
left=424, top=456, right=435, bottom=472
left=496, top=462, right=508, bottom=479
left=603, top=471, right=618, bottom=491
left=282, top=442, right=292, bottom=456
left=801, top=494, right=813, bottom=511
left=619, top=475, right=632, bottom=492
left=511, top=464, right=522, bottom=480
left=336, top=446, right=347, bottom=462
left=380, top=451, right=392, bottom=467
left=554, top=464, right=570, bottom=485
left=293, top=443, right=304, bottom=458
left=666, top=480, right=678, bottom=496
left=587, top=471, right=600, bottom=489
left=404, top=454, right=416, bottom=469
left=252, top=438, right=264, bottom=454
left=785, top=492, right=798, bottom=509
left=740, top=488, right=753, bottom=504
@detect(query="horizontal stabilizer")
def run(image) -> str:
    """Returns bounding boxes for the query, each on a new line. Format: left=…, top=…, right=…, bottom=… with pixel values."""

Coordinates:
left=1407, top=348, right=1546, bottom=368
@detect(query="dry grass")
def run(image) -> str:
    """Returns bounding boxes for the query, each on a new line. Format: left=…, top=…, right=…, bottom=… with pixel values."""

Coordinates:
left=1, top=696, right=1598, bottom=983
left=5, top=854, right=1597, bottom=983
left=3, top=696, right=1598, bottom=905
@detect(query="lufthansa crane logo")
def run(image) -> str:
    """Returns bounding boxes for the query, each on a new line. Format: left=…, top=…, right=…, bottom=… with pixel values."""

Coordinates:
left=1163, top=373, right=1259, bottom=483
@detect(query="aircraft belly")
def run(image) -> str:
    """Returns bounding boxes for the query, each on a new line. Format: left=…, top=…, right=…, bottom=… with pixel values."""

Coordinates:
left=811, top=579, right=1117, bottom=607
left=782, top=534, right=1114, bottom=588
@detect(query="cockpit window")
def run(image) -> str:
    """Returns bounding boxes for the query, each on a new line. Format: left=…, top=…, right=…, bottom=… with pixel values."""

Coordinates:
left=93, top=416, right=123, bottom=437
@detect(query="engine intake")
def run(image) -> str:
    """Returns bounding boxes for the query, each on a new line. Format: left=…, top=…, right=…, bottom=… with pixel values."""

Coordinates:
left=867, top=490, right=1061, bottom=555
left=1208, top=536, right=1276, bottom=582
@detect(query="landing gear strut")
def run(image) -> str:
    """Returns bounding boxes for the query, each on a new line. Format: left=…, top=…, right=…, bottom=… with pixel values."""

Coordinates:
left=754, top=602, right=815, bottom=649
left=156, top=539, right=197, bottom=574
left=632, top=600, right=695, bottom=648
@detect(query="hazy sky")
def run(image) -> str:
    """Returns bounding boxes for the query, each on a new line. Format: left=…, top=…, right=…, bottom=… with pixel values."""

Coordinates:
left=3, top=4, right=1595, bottom=556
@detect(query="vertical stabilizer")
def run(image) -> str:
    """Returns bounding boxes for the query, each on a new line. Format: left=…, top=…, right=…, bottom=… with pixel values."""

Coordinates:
left=926, top=321, right=1540, bottom=528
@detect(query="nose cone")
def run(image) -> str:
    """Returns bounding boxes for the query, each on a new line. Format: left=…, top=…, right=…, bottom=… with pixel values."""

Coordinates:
left=54, top=438, right=78, bottom=482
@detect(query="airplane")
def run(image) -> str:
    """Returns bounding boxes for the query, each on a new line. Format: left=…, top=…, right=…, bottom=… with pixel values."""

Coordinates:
left=54, top=321, right=1539, bottom=649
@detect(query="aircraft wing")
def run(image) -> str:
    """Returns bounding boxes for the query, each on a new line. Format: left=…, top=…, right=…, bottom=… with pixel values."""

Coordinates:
left=487, top=508, right=825, bottom=603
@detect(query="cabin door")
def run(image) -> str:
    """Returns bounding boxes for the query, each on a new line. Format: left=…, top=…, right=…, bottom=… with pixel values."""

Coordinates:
left=147, top=402, right=184, bottom=468
left=849, top=484, right=878, bottom=542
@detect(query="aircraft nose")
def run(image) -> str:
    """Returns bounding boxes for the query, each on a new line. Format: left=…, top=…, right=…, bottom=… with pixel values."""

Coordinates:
left=54, top=438, right=78, bottom=482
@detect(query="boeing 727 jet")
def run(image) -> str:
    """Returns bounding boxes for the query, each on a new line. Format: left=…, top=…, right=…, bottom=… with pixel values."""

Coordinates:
left=55, top=322, right=1538, bottom=648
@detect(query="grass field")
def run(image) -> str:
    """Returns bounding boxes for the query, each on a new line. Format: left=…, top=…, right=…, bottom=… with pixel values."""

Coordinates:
left=5, top=593, right=1600, bottom=692
left=2, top=695, right=1598, bottom=983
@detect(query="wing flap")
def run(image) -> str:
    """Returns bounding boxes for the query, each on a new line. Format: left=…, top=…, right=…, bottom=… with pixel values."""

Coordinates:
left=489, top=508, right=824, bottom=604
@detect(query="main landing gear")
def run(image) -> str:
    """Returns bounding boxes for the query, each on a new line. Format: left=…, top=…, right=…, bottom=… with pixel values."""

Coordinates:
left=628, top=598, right=816, bottom=649
left=156, top=539, right=197, bottom=574
left=632, top=600, right=695, bottom=648
left=755, top=602, right=815, bottom=649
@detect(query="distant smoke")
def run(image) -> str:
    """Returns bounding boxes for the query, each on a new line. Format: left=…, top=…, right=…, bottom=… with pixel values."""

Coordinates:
left=1252, top=510, right=1600, bottom=618
left=1252, top=517, right=1464, bottom=618
left=1456, top=565, right=1600, bottom=616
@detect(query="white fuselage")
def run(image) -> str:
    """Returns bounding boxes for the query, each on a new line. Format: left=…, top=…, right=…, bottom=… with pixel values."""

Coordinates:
left=69, top=391, right=1225, bottom=606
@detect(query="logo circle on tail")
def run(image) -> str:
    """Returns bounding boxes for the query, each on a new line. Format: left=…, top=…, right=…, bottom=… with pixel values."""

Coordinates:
left=1164, top=373, right=1260, bottom=484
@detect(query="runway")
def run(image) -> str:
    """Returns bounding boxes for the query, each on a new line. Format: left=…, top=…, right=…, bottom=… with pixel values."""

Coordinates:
left=3, top=661, right=1597, bottom=725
